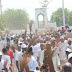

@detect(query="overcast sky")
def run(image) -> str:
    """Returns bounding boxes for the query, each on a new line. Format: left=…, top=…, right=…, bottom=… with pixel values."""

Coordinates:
left=1, top=0, right=72, bottom=20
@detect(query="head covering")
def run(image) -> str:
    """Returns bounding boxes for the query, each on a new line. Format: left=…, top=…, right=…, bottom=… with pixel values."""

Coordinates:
left=11, top=35, right=15, bottom=38
left=46, top=41, right=51, bottom=45
left=0, top=52, right=2, bottom=55
left=40, top=38, right=44, bottom=41
left=63, top=35, right=66, bottom=38
left=46, top=35, right=50, bottom=39
left=21, top=44, right=27, bottom=48
left=67, top=38, right=72, bottom=42
left=40, top=43, right=45, bottom=45
left=60, top=36, right=64, bottom=39
left=51, top=37, right=56, bottom=41
left=68, top=53, right=72, bottom=60
left=66, top=48, right=72, bottom=52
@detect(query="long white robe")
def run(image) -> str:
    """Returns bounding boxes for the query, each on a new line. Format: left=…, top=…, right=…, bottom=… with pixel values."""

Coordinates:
left=38, top=49, right=44, bottom=66
left=58, top=42, right=67, bottom=61
left=52, top=47, right=60, bottom=72
left=32, top=44, right=40, bottom=60
left=52, top=51, right=60, bottom=72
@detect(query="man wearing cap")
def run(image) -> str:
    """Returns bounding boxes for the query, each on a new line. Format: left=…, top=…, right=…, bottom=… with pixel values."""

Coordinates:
left=37, top=43, right=45, bottom=67
left=66, top=48, right=72, bottom=59
left=21, top=44, right=27, bottom=56
left=51, top=41, right=60, bottom=72
left=45, top=35, right=50, bottom=42
left=40, top=38, right=44, bottom=43
left=32, top=40, right=41, bottom=61
left=58, top=36, right=67, bottom=71
left=66, top=38, right=72, bottom=50
left=58, top=36, right=67, bottom=62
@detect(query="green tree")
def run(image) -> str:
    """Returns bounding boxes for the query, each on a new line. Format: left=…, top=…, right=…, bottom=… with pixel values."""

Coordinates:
left=0, top=15, right=4, bottom=30
left=68, top=11, right=72, bottom=26
left=0, top=22, right=4, bottom=30
left=51, top=8, right=70, bottom=27
left=2, top=9, right=29, bottom=30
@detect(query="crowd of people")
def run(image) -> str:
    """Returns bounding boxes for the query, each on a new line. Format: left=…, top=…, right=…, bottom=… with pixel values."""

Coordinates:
left=0, top=27, right=72, bottom=72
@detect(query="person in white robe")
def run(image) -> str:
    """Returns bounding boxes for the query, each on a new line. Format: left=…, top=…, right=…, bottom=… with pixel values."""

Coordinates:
left=0, top=52, right=8, bottom=72
left=51, top=40, right=60, bottom=72
left=0, top=37, right=6, bottom=51
left=66, top=38, right=72, bottom=50
left=58, top=36, right=67, bottom=62
left=27, top=47, right=39, bottom=71
left=32, top=43, right=40, bottom=61
left=37, top=43, right=45, bottom=67
left=2, top=48, right=11, bottom=72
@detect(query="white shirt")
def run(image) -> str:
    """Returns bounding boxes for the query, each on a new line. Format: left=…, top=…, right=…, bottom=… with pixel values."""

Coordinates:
left=51, top=46, right=60, bottom=71
left=38, top=49, right=44, bottom=66
left=32, top=44, right=40, bottom=60
left=10, top=40, right=14, bottom=45
left=28, top=56, right=38, bottom=71
left=2, top=55, right=11, bottom=70
left=13, top=50, right=18, bottom=61
left=0, top=59, right=4, bottom=71
left=15, top=51, right=22, bottom=61
left=15, top=51, right=23, bottom=70
left=58, top=42, right=67, bottom=61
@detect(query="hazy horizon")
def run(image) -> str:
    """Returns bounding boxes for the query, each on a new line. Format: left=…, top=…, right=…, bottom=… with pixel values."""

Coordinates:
left=1, top=0, right=72, bottom=20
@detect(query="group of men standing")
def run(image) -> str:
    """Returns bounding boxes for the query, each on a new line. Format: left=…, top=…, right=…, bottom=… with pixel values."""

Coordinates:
left=0, top=27, right=72, bottom=72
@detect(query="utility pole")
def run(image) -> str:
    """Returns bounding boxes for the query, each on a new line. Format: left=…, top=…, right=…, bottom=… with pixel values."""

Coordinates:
left=62, top=0, right=65, bottom=28
left=0, top=0, right=2, bottom=25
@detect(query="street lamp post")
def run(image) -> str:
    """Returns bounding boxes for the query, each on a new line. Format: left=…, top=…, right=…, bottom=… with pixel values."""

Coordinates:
left=62, top=0, right=65, bottom=28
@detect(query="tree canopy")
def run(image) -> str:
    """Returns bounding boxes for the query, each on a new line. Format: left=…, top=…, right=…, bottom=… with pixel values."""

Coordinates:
left=50, top=8, right=72, bottom=27
left=2, top=9, right=29, bottom=30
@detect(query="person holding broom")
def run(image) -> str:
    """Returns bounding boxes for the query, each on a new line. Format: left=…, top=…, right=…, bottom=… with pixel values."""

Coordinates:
left=43, top=41, right=55, bottom=72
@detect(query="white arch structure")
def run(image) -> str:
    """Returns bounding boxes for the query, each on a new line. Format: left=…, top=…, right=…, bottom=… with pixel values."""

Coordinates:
left=35, top=8, right=47, bottom=28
